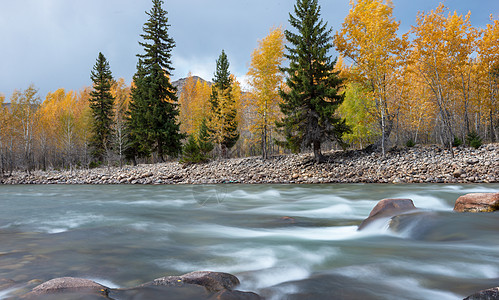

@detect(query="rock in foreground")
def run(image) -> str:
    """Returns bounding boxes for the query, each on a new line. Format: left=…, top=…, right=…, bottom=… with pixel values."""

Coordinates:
left=358, top=198, right=417, bottom=230
left=21, top=277, right=109, bottom=299
left=454, top=193, right=499, bottom=213
left=464, top=287, right=499, bottom=300
left=20, top=272, right=261, bottom=300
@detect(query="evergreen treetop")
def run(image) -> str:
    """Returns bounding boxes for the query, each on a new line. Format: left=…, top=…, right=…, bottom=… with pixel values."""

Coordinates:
left=208, top=50, right=239, bottom=157
left=126, top=0, right=183, bottom=163
left=89, top=52, right=115, bottom=163
left=278, top=0, right=350, bottom=163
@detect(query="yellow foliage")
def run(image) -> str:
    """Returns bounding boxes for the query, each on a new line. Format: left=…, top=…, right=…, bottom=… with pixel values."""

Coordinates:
left=178, top=73, right=211, bottom=136
left=247, top=26, right=285, bottom=156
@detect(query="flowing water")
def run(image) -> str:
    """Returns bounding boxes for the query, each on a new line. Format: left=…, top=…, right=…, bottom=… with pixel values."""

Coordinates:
left=0, top=184, right=498, bottom=299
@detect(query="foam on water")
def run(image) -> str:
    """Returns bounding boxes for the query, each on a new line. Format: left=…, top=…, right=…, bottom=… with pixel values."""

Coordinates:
left=292, top=203, right=354, bottom=218
left=127, top=199, right=197, bottom=207
left=9, top=212, right=108, bottom=234
left=396, top=260, right=499, bottom=279
left=244, top=266, right=310, bottom=290
left=409, top=195, right=452, bottom=211
left=181, top=223, right=380, bottom=241
left=0, top=287, right=17, bottom=299
left=337, top=265, right=461, bottom=300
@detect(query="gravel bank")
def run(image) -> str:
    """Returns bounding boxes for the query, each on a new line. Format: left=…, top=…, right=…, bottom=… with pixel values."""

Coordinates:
left=1, top=144, right=497, bottom=184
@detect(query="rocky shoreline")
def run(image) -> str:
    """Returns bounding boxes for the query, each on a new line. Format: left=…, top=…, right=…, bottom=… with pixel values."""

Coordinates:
left=1, top=144, right=498, bottom=185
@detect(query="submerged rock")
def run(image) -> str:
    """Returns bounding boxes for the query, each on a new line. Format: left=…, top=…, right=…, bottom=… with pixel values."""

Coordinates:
left=464, top=286, right=499, bottom=300
left=358, top=198, right=417, bottom=230
left=210, top=289, right=262, bottom=300
left=110, top=285, right=209, bottom=300
left=454, top=193, right=499, bottom=213
left=0, top=278, right=16, bottom=290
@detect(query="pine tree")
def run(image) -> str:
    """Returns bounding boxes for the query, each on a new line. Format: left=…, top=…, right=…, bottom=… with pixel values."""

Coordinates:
left=126, top=0, right=183, bottom=163
left=198, top=117, right=214, bottom=158
left=278, top=0, right=350, bottom=163
left=180, top=134, right=203, bottom=164
left=89, top=52, right=115, bottom=163
left=209, top=50, right=239, bottom=158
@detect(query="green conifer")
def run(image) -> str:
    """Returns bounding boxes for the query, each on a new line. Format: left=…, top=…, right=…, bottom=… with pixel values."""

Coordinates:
left=277, top=0, right=350, bottom=163
left=126, top=0, right=183, bottom=163
left=180, top=134, right=203, bottom=164
left=89, top=52, right=115, bottom=163
left=198, top=117, right=214, bottom=158
left=209, top=50, right=239, bottom=158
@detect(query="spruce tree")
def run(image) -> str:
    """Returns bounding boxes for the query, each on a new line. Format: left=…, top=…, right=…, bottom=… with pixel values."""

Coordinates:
left=209, top=50, right=239, bottom=158
left=180, top=134, right=203, bottom=164
left=126, top=0, right=183, bottom=163
left=89, top=52, right=115, bottom=163
left=198, top=117, right=214, bottom=158
left=277, top=0, right=350, bottom=163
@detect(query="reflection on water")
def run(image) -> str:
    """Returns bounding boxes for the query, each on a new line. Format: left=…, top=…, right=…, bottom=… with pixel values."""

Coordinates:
left=0, top=184, right=498, bottom=299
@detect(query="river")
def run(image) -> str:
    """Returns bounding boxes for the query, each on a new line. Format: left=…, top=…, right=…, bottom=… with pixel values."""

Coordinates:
left=0, top=184, right=498, bottom=299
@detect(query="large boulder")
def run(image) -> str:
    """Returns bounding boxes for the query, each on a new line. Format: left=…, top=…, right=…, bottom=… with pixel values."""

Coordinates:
left=21, top=277, right=109, bottom=299
left=464, top=287, right=499, bottom=300
left=358, top=199, right=416, bottom=230
left=143, top=271, right=240, bottom=292
left=454, top=193, right=499, bottom=213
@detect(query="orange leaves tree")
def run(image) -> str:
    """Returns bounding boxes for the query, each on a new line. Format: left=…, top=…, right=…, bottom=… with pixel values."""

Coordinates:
left=178, top=73, right=211, bottom=136
left=247, top=27, right=285, bottom=159
left=477, top=16, right=499, bottom=141
left=409, top=4, right=478, bottom=148
left=335, top=0, right=408, bottom=155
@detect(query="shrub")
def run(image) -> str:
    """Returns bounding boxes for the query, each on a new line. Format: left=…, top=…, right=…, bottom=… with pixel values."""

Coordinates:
left=89, top=161, right=102, bottom=169
left=180, top=135, right=205, bottom=164
left=406, top=139, right=415, bottom=148
left=452, top=136, right=463, bottom=147
left=466, top=131, right=482, bottom=149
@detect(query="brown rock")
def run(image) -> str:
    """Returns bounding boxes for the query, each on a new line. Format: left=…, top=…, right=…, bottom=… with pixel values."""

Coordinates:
left=181, top=271, right=240, bottom=292
left=358, top=199, right=416, bottom=230
left=22, top=277, right=109, bottom=298
left=145, top=271, right=240, bottom=293
left=464, top=286, right=499, bottom=300
left=454, top=193, right=499, bottom=213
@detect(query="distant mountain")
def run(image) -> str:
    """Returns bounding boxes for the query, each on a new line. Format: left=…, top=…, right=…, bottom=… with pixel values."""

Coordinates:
left=172, top=76, right=212, bottom=96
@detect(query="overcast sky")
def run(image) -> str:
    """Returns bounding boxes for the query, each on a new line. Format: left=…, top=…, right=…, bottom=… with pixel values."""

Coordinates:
left=1, top=0, right=497, bottom=100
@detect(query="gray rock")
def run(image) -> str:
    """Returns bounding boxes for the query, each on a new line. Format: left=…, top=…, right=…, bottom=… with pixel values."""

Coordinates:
left=464, top=287, right=499, bottom=300
left=22, top=277, right=109, bottom=299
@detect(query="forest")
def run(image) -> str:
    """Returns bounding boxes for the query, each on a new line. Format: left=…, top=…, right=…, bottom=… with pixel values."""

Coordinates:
left=0, top=0, right=498, bottom=172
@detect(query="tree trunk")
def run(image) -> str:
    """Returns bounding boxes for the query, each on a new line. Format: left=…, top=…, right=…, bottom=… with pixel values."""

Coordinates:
left=490, top=109, right=497, bottom=142
left=313, top=141, right=324, bottom=163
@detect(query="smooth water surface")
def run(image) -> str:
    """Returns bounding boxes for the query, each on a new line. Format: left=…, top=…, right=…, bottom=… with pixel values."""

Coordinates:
left=0, top=184, right=498, bottom=299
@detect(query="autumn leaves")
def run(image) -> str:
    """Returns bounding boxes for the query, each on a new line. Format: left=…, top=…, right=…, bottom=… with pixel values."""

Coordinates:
left=1, top=0, right=497, bottom=172
left=335, top=1, right=498, bottom=153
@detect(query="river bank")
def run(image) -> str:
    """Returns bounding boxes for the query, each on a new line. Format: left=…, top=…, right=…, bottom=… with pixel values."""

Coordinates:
left=1, top=144, right=497, bottom=184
